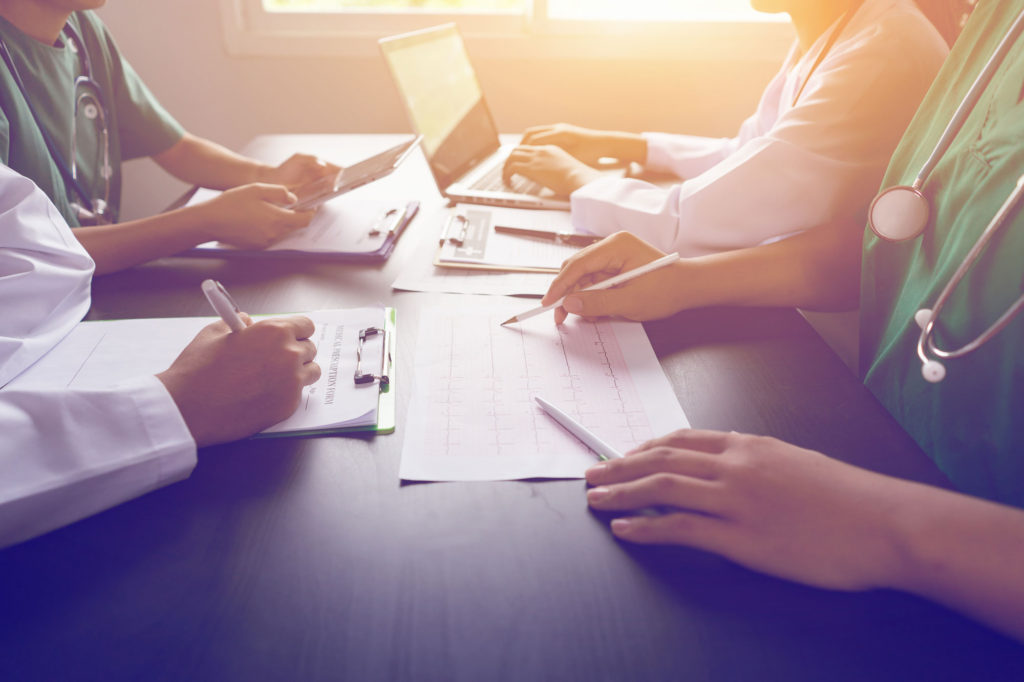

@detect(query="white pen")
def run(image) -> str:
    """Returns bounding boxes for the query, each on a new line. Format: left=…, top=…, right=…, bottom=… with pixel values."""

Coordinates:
left=534, top=396, right=623, bottom=461
left=500, top=253, right=681, bottom=326
left=201, top=279, right=247, bottom=333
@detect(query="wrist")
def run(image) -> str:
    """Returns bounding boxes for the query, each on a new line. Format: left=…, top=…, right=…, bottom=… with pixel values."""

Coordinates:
left=608, top=132, right=647, bottom=164
left=156, top=370, right=209, bottom=447
left=249, top=163, right=276, bottom=186
left=184, top=201, right=224, bottom=243
left=862, top=477, right=949, bottom=594
left=566, top=165, right=602, bottom=193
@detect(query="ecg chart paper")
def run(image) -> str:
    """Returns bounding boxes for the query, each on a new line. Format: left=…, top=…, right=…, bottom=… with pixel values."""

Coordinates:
left=399, top=298, right=689, bottom=481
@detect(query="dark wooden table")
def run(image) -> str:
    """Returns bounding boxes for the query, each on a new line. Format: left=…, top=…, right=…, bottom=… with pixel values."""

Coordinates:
left=3, top=137, right=1023, bottom=681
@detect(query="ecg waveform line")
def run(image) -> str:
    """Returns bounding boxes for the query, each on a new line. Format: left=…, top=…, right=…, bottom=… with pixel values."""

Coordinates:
left=420, top=312, right=652, bottom=460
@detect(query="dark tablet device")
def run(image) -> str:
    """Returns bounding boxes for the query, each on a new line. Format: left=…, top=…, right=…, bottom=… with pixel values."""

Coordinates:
left=291, top=135, right=422, bottom=211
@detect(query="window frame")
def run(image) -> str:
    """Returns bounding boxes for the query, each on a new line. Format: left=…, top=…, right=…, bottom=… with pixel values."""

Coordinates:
left=219, top=0, right=793, bottom=62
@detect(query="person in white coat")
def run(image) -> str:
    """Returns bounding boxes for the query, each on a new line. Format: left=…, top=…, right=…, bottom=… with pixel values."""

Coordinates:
left=0, top=164, right=321, bottom=548
left=502, top=0, right=952, bottom=256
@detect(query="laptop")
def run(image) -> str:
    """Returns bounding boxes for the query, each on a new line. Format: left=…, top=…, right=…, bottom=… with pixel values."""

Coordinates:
left=379, top=24, right=570, bottom=210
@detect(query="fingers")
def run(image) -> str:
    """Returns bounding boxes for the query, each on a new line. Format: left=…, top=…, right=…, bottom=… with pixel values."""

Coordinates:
left=248, top=183, right=299, bottom=206
left=297, top=338, right=317, bottom=364
left=503, top=146, right=534, bottom=184
left=273, top=205, right=317, bottom=230
left=541, top=243, right=623, bottom=307
left=586, top=447, right=724, bottom=486
left=626, top=429, right=734, bottom=456
left=300, top=361, right=322, bottom=386
left=271, top=314, right=316, bottom=340
left=561, top=287, right=643, bottom=320
left=608, top=511, right=734, bottom=551
left=587, top=472, right=726, bottom=515
left=519, top=124, right=556, bottom=145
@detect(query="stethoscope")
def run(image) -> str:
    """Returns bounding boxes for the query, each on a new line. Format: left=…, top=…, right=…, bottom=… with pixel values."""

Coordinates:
left=867, top=8, right=1024, bottom=384
left=0, top=23, right=113, bottom=224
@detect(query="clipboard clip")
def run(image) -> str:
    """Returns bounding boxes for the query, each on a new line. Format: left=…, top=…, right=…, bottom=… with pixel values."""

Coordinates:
left=369, top=207, right=406, bottom=238
left=440, top=213, right=469, bottom=246
left=354, top=326, right=390, bottom=387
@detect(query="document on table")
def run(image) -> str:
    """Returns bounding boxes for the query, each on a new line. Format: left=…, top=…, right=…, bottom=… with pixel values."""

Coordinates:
left=391, top=206, right=558, bottom=297
left=9, top=308, right=390, bottom=435
left=185, top=188, right=413, bottom=258
left=435, top=205, right=581, bottom=272
left=399, top=297, right=689, bottom=481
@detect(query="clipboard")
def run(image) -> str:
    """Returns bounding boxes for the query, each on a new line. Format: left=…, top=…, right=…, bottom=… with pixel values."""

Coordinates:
left=257, top=307, right=397, bottom=438
left=185, top=201, right=419, bottom=263
left=434, top=205, right=582, bottom=274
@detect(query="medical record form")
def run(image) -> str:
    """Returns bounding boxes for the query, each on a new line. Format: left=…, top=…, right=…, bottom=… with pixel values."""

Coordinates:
left=9, top=308, right=396, bottom=436
left=400, top=296, right=688, bottom=480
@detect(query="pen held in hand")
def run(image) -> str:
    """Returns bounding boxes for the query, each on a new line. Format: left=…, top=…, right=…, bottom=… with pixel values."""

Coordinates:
left=500, top=253, right=681, bottom=326
left=201, top=279, right=247, bottom=333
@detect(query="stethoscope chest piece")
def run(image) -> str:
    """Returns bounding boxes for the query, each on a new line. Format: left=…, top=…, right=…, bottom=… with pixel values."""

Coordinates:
left=868, top=185, right=930, bottom=241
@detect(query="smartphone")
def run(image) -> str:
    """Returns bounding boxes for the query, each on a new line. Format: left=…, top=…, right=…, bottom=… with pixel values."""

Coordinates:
left=290, top=135, right=422, bottom=211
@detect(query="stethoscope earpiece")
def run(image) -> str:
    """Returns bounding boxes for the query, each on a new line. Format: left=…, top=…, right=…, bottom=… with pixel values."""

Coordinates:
left=915, top=308, right=946, bottom=382
left=921, top=359, right=947, bottom=384
left=914, top=308, right=933, bottom=330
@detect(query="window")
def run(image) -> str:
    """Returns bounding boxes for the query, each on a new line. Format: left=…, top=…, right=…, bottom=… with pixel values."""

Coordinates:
left=220, top=0, right=788, bottom=59
left=262, top=0, right=760, bottom=21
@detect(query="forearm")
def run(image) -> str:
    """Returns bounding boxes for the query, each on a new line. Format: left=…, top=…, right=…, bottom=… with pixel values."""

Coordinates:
left=0, top=377, right=195, bottom=549
left=887, top=482, right=1024, bottom=641
left=74, top=205, right=213, bottom=275
left=680, top=218, right=863, bottom=312
left=152, top=132, right=271, bottom=189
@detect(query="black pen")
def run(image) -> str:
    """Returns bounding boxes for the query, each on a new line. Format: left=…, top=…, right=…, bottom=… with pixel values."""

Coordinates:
left=494, top=225, right=602, bottom=247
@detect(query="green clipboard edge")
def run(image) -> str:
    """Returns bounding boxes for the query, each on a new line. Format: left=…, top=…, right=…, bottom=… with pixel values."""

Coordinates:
left=255, top=307, right=396, bottom=438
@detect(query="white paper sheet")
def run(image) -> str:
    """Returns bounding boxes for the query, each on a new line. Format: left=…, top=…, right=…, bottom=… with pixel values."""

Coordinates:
left=10, top=308, right=387, bottom=434
left=186, top=188, right=400, bottom=255
left=400, top=297, right=688, bottom=481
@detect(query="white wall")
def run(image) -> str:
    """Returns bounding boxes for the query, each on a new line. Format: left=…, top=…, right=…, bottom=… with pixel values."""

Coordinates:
left=96, top=1, right=789, bottom=219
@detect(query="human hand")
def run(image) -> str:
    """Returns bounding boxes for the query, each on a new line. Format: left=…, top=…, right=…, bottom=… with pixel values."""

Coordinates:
left=518, top=123, right=644, bottom=167
left=542, top=231, right=684, bottom=323
left=156, top=315, right=321, bottom=447
left=502, top=145, right=602, bottom=196
left=200, top=184, right=316, bottom=249
left=585, top=429, right=907, bottom=592
left=260, top=153, right=341, bottom=189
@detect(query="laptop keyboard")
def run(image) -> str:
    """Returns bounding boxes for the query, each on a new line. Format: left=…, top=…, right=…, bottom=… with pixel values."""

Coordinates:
left=470, top=163, right=546, bottom=196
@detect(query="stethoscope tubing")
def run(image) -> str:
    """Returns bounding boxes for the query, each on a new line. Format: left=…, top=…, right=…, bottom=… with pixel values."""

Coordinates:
left=917, top=174, right=1024, bottom=364
left=0, top=23, right=110, bottom=213
left=913, top=8, right=1024, bottom=189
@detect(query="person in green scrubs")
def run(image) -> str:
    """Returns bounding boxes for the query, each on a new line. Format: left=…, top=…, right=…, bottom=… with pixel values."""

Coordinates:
left=0, top=1, right=337, bottom=275
left=540, top=1, right=1024, bottom=641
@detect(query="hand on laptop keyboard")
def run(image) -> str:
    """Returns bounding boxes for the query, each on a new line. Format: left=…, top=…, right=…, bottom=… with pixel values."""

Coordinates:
left=502, top=144, right=602, bottom=197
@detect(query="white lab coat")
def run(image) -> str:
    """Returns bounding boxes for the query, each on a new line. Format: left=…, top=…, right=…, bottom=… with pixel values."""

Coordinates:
left=570, top=0, right=950, bottom=256
left=0, top=165, right=195, bottom=549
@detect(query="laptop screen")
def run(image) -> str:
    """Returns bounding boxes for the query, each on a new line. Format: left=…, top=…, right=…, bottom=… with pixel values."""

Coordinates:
left=380, top=24, right=501, bottom=191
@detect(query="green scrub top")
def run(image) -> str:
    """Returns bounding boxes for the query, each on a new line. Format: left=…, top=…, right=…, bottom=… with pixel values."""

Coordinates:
left=0, top=10, right=184, bottom=226
left=861, top=1, right=1024, bottom=507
